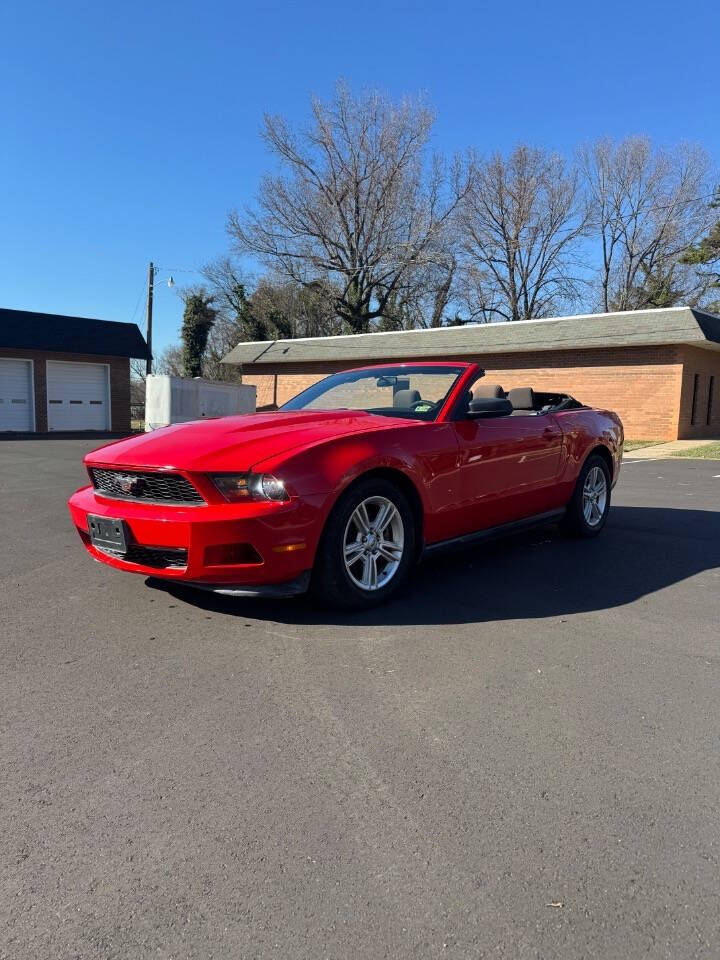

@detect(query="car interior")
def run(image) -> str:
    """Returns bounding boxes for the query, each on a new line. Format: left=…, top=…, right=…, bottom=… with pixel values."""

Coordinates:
left=293, top=371, right=584, bottom=421
left=459, top=382, right=585, bottom=419
left=384, top=380, right=584, bottom=419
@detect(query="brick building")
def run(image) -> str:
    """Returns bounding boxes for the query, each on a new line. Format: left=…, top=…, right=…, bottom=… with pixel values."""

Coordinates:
left=0, top=308, right=149, bottom=433
left=223, top=307, right=720, bottom=440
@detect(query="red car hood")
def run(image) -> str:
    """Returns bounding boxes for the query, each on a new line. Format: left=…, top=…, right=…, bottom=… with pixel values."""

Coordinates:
left=86, top=410, right=414, bottom=473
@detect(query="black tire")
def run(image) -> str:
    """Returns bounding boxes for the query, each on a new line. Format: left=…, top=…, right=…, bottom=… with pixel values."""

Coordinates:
left=563, top=453, right=612, bottom=538
left=311, top=477, right=417, bottom=609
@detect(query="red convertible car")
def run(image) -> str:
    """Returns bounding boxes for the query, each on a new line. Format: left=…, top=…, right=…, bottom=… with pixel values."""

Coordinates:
left=68, top=362, right=623, bottom=608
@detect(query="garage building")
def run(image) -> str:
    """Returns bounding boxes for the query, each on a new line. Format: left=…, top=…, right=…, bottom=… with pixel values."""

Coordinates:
left=223, top=306, right=720, bottom=441
left=0, top=308, right=149, bottom=433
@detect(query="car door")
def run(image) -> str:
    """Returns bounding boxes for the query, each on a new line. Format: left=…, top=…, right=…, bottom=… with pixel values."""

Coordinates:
left=452, top=412, right=565, bottom=532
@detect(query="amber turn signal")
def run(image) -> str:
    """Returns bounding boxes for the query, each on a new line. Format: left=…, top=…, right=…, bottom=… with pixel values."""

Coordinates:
left=271, top=542, right=307, bottom=553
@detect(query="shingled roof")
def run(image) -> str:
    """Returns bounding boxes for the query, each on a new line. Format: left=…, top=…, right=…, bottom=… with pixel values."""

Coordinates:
left=0, top=308, right=150, bottom=359
left=222, top=306, right=720, bottom=369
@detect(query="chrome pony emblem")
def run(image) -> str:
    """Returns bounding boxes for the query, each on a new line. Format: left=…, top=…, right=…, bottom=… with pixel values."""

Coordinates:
left=119, top=474, right=145, bottom=496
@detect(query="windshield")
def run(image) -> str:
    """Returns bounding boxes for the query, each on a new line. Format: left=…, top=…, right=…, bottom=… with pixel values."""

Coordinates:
left=281, top=365, right=466, bottom=421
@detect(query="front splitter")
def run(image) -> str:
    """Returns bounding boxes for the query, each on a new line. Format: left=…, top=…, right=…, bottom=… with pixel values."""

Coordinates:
left=180, top=570, right=311, bottom=599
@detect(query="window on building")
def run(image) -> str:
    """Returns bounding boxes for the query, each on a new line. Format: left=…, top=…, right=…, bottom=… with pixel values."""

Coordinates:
left=708, top=376, right=715, bottom=426
left=691, top=374, right=700, bottom=426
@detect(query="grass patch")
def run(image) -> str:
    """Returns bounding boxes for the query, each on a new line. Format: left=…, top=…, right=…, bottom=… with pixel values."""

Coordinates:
left=623, top=440, right=659, bottom=452
left=671, top=442, right=720, bottom=459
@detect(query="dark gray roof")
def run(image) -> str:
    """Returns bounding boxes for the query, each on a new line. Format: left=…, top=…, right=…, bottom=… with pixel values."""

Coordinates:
left=0, top=308, right=150, bottom=359
left=222, top=307, right=720, bottom=369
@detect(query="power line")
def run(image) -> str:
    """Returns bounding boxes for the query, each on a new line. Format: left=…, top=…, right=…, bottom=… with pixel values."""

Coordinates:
left=155, top=265, right=203, bottom=275
left=129, top=280, right=147, bottom=326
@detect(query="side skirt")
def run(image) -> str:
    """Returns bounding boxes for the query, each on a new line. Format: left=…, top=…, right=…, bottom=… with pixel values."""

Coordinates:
left=421, top=509, right=566, bottom=559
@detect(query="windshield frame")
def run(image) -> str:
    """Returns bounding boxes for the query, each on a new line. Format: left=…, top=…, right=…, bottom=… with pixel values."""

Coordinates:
left=279, top=363, right=471, bottom=422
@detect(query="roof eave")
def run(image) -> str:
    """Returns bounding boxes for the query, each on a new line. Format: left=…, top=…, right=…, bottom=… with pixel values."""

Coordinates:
left=221, top=306, right=720, bottom=368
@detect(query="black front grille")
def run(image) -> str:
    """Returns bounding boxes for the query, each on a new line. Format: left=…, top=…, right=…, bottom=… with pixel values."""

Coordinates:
left=89, top=468, right=204, bottom=505
left=99, top=544, right=188, bottom=569
left=126, top=545, right=188, bottom=568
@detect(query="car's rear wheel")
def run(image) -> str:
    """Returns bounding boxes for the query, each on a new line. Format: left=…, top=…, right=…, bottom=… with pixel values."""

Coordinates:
left=563, top=453, right=611, bottom=537
left=312, top=478, right=416, bottom=608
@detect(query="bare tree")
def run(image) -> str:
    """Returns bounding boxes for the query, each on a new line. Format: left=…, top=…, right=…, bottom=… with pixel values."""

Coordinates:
left=681, top=188, right=720, bottom=313
left=580, top=136, right=712, bottom=311
left=155, top=344, right=183, bottom=377
left=378, top=254, right=459, bottom=330
left=201, top=258, right=259, bottom=327
left=200, top=258, right=264, bottom=381
left=457, top=146, right=588, bottom=322
left=197, top=260, right=344, bottom=380
left=201, top=319, right=245, bottom=384
left=251, top=276, right=342, bottom=338
left=129, top=358, right=146, bottom=417
left=228, top=82, right=470, bottom=333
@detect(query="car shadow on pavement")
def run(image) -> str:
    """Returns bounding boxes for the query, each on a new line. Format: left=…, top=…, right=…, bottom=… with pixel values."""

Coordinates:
left=146, top=506, right=720, bottom=627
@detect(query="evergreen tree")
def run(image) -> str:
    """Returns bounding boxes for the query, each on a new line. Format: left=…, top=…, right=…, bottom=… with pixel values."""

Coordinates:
left=181, top=292, right=217, bottom=378
left=681, top=190, right=720, bottom=312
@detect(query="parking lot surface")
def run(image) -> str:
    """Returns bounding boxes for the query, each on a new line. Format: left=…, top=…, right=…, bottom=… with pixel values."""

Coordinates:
left=2, top=439, right=720, bottom=960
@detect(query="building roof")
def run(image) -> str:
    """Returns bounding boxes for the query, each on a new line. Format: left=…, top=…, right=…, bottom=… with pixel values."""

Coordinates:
left=0, top=308, right=150, bottom=359
left=222, top=306, right=720, bottom=369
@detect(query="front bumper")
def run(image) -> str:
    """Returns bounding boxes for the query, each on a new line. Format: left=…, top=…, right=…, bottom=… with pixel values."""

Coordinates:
left=67, top=485, right=324, bottom=591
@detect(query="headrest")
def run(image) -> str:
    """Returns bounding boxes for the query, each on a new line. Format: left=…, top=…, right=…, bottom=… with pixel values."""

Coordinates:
left=393, top=388, right=421, bottom=409
left=472, top=382, right=505, bottom=399
left=507, top=387, right=535, bottom=410
left=468, top=397, right=513, bottom=418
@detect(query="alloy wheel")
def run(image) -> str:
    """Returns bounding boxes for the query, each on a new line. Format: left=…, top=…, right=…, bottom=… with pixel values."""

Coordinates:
left=582, top=465, right=607, bottom=527
left=343, top=496, right=405, bottom=591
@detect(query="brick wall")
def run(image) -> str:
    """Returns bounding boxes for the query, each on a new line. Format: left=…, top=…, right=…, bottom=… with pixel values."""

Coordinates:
left=0, top=348, right=131, bottom=432
left=480, top=348, right=685, bottom=441
left=242, top=345, right=690, bottom=440
left=677, top=346, right=720, bottom=439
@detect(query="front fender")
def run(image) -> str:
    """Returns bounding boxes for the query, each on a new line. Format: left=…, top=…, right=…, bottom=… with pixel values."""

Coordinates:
left=255, top=433, right=430, bottom=505
left=252, top=424, right=460, bottom=537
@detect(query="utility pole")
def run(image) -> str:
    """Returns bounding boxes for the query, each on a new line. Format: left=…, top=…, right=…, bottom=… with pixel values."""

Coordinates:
left=145, top=261, right=154, bottom=376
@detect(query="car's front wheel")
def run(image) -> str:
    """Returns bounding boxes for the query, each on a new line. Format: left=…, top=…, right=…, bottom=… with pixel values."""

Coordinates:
left=563, top=453, right=612, bottom=537
left=312, top=478, right=416, bottom=608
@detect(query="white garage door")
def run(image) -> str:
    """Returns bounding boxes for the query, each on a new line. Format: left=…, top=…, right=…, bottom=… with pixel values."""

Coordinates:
left=47, top=361, right=110, bottom=431
left=0, top=358, right=34, bottom=431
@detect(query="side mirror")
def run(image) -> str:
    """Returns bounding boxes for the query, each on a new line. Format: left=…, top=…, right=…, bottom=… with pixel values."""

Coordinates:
left=467, top=397, right=512, bottom=419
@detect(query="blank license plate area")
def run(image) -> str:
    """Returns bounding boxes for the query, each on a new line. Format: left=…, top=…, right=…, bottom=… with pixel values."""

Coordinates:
left=88, top=514, right=128, bottom=553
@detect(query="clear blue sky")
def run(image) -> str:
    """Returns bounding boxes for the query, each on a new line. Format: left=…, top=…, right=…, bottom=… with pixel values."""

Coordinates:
left=2, top=0, right=718, bottom=354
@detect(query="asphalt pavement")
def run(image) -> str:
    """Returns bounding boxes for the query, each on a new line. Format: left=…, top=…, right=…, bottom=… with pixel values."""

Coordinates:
left=1, top=439, right=719, bottom=959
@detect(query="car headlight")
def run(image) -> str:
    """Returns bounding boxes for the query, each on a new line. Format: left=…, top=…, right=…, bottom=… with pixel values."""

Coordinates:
left=209, top=472, right=289, bottom=503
